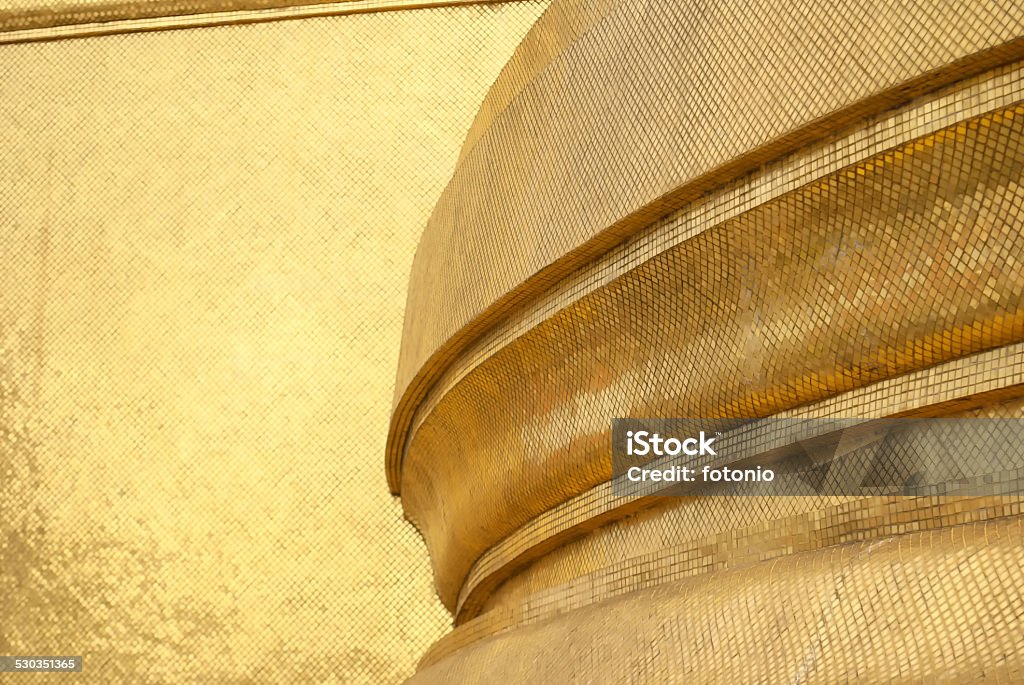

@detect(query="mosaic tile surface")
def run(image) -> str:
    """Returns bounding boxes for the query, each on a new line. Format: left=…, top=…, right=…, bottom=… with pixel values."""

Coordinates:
left=0, top=3, right=549, bottom=683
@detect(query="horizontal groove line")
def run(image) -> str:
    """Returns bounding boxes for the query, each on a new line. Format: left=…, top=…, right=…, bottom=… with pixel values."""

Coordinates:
left=0, top=0, right=530, bottom=44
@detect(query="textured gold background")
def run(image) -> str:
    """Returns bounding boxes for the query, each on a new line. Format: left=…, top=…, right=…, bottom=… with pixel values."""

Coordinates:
left=0, top=3, right=547, bottom=682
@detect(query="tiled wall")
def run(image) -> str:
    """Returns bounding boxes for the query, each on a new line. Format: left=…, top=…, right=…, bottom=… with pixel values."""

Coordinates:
left=0, top=3, right=549, bottom=683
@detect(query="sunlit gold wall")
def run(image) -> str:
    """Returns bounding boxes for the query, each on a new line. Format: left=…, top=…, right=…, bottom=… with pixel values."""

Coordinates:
left=0, top=3, right=548, bottom=683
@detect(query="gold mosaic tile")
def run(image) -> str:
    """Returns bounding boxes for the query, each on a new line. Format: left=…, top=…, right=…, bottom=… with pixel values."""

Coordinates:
left=455, top=344, right=1024, bottom=623
left=387, top=1, right=1024, bottom=681
left=476, top=398, right=1024, bottom=626
left=0, top=3, right=549, bottom=683
left=413, top=516, right=1024, bottom=683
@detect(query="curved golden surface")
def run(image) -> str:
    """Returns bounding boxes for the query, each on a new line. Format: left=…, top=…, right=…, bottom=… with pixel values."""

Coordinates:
left=410, top=515, right=1024, bottom=683
left=388, top=1, right=1024, bottom=679
left=428, top=490, right=1024, bottom=669
left=401, top=96, right=1024, bottom=609
left=387, top=0, right=1024, bottom=493
left=471, top=396, right=1024, bottom=625
left=454, top=346, right=1024, bottom=623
